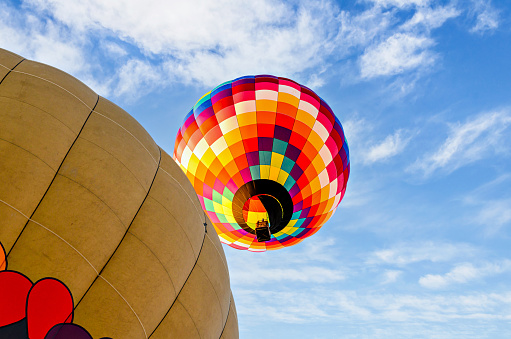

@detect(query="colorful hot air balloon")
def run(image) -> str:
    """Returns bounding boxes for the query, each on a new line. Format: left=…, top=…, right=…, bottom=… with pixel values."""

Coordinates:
left=173, top=75, right=350, bottom=252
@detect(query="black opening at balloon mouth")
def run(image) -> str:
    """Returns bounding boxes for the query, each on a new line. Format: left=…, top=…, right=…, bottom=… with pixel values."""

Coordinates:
left=232, top=179, right=293, bottom=238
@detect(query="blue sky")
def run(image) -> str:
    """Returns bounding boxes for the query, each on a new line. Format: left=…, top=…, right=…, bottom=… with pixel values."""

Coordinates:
left=2, top=0, right=511, bottom=338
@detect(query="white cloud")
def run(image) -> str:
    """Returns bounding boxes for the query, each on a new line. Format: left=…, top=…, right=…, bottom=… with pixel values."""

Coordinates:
left=358, top=2, right=459, bottom=81
left=473, top=199, right=511, bottom=235
left=102, top=41, right=128, bottom=58
left=226, top=237, right=345, bottom=287
left=382, top=270, right=403, bottom=284
left=23, top=0, right=345, bottom=88
left=0, top=0, right=486, bottom=101
left=469, top=0, right=500, bottom=34
left=367, top=0, right=430, bottom=9
left=401, top=5, right=460, bottom=31
left=342, top=118, right=371, bottom=149
left=235, top=266, right=344, bottom=285
left=368, top=242, right=476, bottom=266
left=0, top=3, right=87, bottom=75
left=114, top=59, right=163, bottom=99
left=360, top=33, right=435, bottom=78
left=5, top=0, right=463, bottom=98
left=408, top=110, right=511, bottom=177
left=235, top=287, right=511, bottom=328
left=305, top=73, right=326, bottom=89
left=26, top=0, right=291, bottom=55
left=364, top=129, right=412, bottom=164
left=419, top=261, right=511, bottom=289
left=461, top=176, right=511, bottom=236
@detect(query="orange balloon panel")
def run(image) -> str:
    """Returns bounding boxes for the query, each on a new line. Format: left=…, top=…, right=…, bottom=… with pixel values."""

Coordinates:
left=0, top=242, right=5, bottom=271
left=174, top=75, right=350, bottom=251
left=242, top=195, right=269, bottom=229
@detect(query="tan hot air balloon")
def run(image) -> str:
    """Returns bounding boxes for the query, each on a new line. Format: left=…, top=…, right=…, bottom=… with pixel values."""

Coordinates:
left=0, top=48, right=238, bottom=339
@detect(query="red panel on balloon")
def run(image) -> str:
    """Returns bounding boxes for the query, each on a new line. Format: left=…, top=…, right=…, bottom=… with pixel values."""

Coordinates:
left=26, top=278, right=74, bottom=339
left=0, top=271, right=33, bottom=326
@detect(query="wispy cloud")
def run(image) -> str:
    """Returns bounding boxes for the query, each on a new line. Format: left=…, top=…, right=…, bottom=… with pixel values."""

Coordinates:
left=460, top=175, right=511, bottom=236
left=419, top=260, right=511, bottom=289
left=342, top=118, right=371, bottom=149
left=235, top=287, right=511, bottom=328
left=114, top=59, right=163, bottom=99
left=235, top=266, right=344, bottom=285
left=364, top=129, right=412, bottom=164
left=408, top=109, right=511, bottom=177
left=360, top=33, right=435, bottom=79
left=0, top=2, right=88, bottom=75
left=401, top=4, right=460, bottom=31
left=367, top=0, right=431, bottom=9
left=368, top=242, right=477, bottom=266
left=359, top=2, right=459, bottom=80
left=382, top=270, right=403, bottom=284
left=226, top=237, right=345, bottom=286
left=341, top=119, right=412, bottom=165
left=469, top=0, right=500, bottom=34
left=473, top=199, right=511, bottom=235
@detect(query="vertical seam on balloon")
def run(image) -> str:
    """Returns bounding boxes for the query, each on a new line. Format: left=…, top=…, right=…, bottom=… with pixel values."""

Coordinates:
left=159, top=167, right=203, bottom=217
left=147, top=230, right=207, bottom=338
left=175, top=299, right=202, bottom=338
left=92, top=110, right=159, bottom=164
left=148, top=195, right=196, bottom=257
left=205, top=233, right=229, bottom=275
left=98, top=275, right=148, bottom=338
left=70, top=136, right=149, bottom=195
left=217, top=295, right=232, bottom=339
left=195, top=264, right=225, bottom=327
left=127, top=231, right=177, bottom=295
left=6, top=95, right=100, bottom=259
left=72, top=147, right=161, bottom=339
left=54, top=174, right=126, bottom=227
left=0, top=58, right=25, bottom=86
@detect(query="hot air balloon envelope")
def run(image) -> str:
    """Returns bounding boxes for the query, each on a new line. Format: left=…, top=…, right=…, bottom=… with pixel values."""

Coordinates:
left=174, top=75, right=350, bottom=252
left=0, top=48, right=238, bottom=338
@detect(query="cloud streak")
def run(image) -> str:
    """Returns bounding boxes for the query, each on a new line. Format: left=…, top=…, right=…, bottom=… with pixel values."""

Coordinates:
left=368, top=242, right=477, bottom=266
left=419, top=261, right=511, bottom=289
left=408, top=109, right=511, bottom=177
left=469, top=0, right=500, bottom=34
left=234, top=266, right=344, bottom=285
left=360, top=33, right=435, bottom=78
left=472, top=198, right=511, bottom=235
left=364, top=129, right=412, bottom=164
left=235, top=288, right=511, bottom=326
